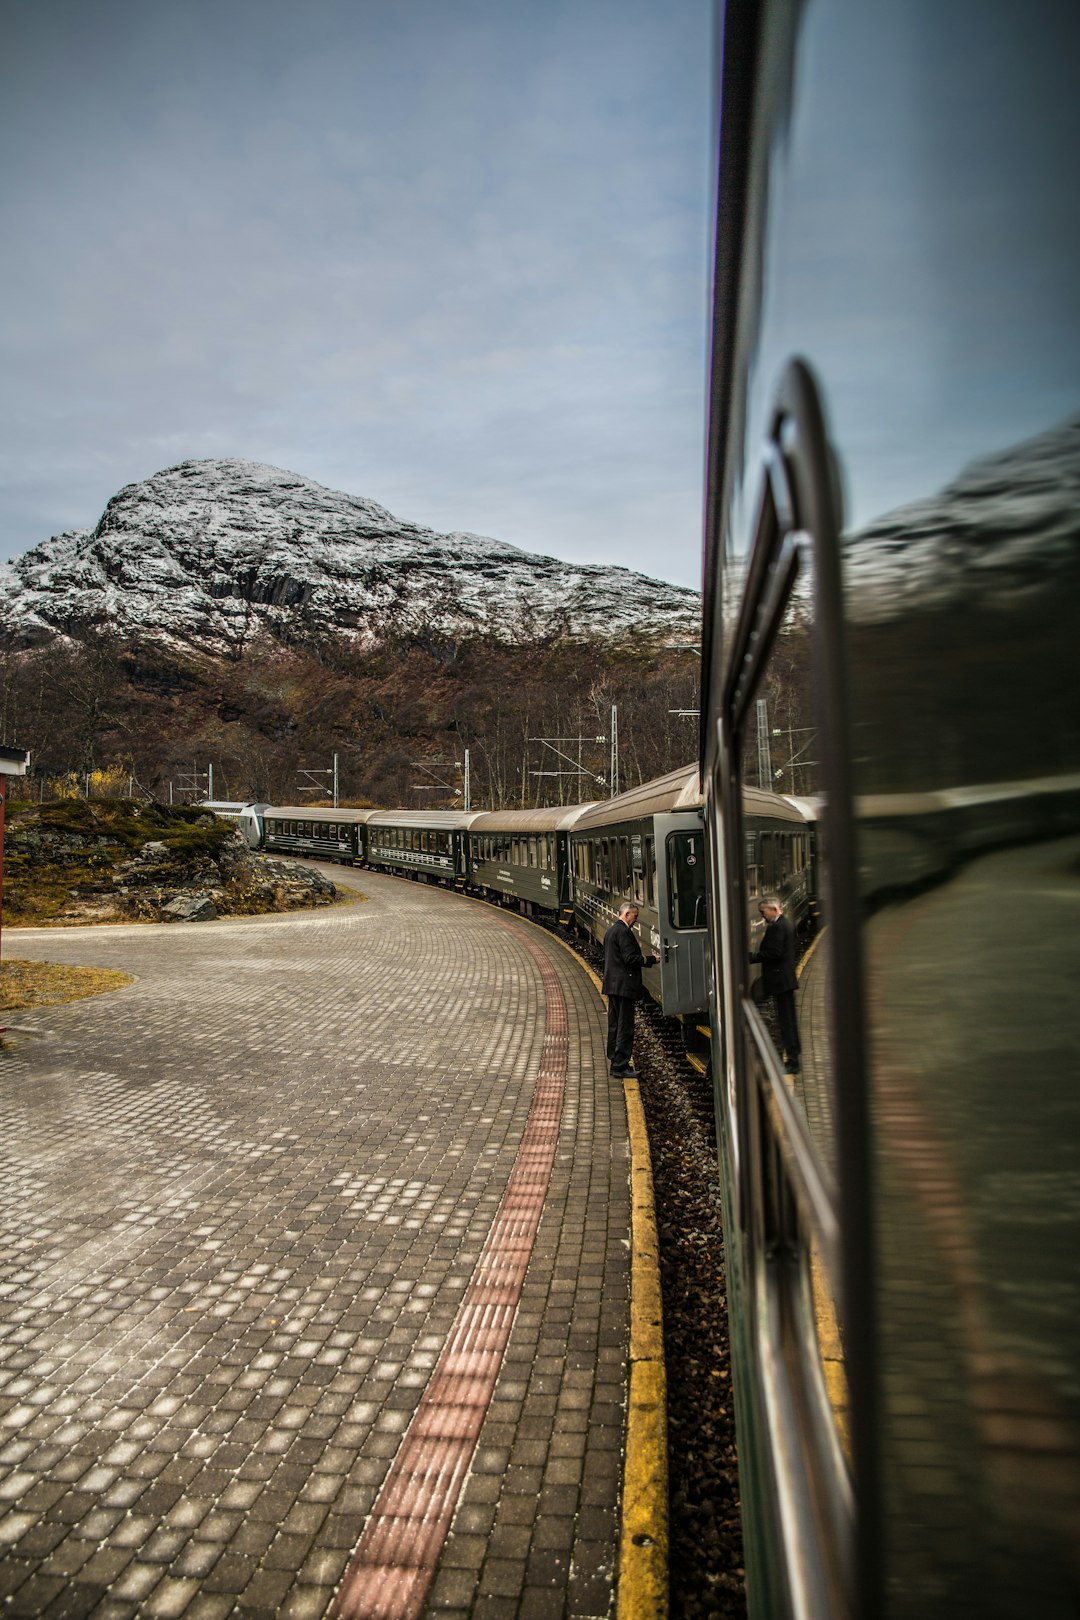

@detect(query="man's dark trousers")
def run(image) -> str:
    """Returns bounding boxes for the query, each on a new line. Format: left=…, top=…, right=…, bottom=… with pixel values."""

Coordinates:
left=607, top=995, right=636, bottom=1075
left=774, top=989, right=801, bottom=1069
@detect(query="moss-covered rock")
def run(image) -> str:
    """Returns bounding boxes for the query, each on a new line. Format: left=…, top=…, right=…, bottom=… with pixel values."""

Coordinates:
left=3, top=800, right=337, bottom=924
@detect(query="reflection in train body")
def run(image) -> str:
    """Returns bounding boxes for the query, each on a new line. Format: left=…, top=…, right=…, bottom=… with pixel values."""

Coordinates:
left=701, top=4, right=1080, bottom=1617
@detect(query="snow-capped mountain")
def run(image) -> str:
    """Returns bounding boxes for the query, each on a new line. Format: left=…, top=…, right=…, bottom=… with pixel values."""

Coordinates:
left=0, top=459, right=700, bottom=653
left=843, top=413, right=1080, bottom=622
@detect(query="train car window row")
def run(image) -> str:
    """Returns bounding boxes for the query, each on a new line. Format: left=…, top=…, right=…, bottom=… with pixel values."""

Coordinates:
left=473, top=834, right=556, bottom=868
left=268, top=819, right=348, bottom=841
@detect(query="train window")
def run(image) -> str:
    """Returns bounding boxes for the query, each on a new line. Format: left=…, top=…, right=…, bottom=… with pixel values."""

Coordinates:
left=632, top=854, right=645, bottom=906
left=667, top=832, right=707, bottom=929
left=617, top=836, right=629, bottom=895
left=528, top=836, right=537, bottom=868
left=644, top=835, right=656, bottom=906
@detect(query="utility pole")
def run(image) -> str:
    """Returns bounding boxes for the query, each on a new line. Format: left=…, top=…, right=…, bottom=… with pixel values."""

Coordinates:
left=411, top=757, right=464, bottom=806
left=529, top=735, right=606, bottom=804
left=297, top=755, right=338, bottom=805
left=177, top=763, right=210, bottom=802
left=756, top=698, right=771, bottom=790
left=609, top=704, right=619, bottom=799
left=771, top=724, right=818, bottom=794
left=463, top=749, right=470, bottom=812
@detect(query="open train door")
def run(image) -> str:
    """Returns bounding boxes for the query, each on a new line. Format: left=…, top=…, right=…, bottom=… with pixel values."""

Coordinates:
left=652, top=814, right=709, bottom=1016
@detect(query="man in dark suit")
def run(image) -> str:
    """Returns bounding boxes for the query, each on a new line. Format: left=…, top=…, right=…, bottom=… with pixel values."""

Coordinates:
left=602, top=902, right=660, bottom=1079
left=750, top=894, right=801, bottom=1074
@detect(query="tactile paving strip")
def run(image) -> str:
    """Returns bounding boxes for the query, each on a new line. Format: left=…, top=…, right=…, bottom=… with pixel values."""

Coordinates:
left=331, top=924, right=569, bottom=1620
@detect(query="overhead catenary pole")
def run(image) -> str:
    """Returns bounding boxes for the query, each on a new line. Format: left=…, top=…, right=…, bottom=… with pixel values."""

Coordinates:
left=528, top=735, right=606, bottom=804
left=464, top=749, right=470, bottom=812
left=609, top=704, right=619, bottom=799
left=333, top=753, right=339, bottom=810
left=756, top=698, right=771, bottom=790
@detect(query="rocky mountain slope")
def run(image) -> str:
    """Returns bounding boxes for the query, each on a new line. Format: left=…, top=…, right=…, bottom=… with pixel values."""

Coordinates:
left=0, top=459, right=699, bottom=654
left=844, top=412, right=1080, bottom=622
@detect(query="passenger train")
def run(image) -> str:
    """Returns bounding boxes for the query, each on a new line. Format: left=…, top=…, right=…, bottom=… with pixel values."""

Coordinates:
left=700, top=4, right=1080, bottom=1618
left=230, top=766, right=813, bottom=1053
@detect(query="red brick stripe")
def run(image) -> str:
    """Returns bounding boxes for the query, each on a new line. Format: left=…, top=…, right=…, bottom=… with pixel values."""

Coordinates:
left=331, top=930, right=569, bottom=1620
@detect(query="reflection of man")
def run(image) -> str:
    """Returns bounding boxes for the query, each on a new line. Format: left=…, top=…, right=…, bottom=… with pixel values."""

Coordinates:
left=602, top=902, right=660, bottom=1079
left=751, top=895, right=801, bottom=1075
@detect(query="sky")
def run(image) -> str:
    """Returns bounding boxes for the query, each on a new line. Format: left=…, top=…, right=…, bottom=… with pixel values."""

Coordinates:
left=0, top=0, right=715, bottom=588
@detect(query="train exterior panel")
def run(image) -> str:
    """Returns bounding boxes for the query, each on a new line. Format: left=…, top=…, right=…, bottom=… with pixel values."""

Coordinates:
left=571, top=767, right=709, bottom=1020
left=702, top=5, right=1080, bottom=1618
left=467, top=805, right=590, bottom=917
left=366, top=809, right=482, bottom=889
left=260, top=806, right=374, bottom=865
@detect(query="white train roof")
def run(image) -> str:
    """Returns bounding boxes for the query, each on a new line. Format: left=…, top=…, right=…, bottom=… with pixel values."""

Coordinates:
left=572, top=764, right=701, bottom=831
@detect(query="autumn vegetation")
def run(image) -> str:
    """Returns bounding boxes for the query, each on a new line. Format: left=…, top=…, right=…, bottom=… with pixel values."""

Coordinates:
left=0, top=628, right=703, bottom=810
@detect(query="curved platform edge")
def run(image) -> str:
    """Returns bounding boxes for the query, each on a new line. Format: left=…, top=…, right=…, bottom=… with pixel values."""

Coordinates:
left=494, top=913, right=670, bottom=1620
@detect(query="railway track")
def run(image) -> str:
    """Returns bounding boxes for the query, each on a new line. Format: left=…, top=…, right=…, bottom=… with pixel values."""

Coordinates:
left=544, top=919, right=747, bottom=1618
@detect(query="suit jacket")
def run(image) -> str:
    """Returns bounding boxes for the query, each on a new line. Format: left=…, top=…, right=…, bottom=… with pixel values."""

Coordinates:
left=602, top=919, right=656, bottom=1000
left=751, top=913, right=798, bottom=995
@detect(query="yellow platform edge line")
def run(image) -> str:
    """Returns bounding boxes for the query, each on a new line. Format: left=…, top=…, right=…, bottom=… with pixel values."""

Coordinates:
left=619, top=1075, right=669, bottom=1620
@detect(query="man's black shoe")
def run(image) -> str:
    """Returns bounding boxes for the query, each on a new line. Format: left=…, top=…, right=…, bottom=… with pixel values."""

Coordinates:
left=613, top=1065, right=639, bottom=1079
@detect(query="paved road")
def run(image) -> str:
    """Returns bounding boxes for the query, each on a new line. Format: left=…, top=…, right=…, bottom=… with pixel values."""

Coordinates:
left=0, top=867, right=629, bottom=1619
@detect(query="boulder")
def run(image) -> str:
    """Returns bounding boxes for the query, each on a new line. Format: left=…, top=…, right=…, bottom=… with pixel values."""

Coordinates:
left=162, top=891, right=218, bottom=923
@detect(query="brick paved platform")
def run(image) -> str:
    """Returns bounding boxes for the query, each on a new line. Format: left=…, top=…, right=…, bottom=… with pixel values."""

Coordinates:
left=0, top=866, right=630, bottom=1619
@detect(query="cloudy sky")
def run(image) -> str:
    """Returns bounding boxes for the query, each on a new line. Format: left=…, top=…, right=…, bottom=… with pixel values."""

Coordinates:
left=0, top=0, right=714, bottom=587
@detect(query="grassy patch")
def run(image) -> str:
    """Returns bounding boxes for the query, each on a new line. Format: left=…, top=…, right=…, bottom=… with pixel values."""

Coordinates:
left=0, top=958, right=133, bottom=1011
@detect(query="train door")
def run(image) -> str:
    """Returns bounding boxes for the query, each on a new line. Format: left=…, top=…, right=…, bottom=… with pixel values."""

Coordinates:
left=653, top=812, right=709, bottom=1015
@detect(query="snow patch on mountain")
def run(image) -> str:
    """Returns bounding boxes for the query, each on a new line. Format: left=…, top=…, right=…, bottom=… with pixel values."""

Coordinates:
left=844, top=414, right=1080, bottom=622
left=0, top=458, right=700, bottom=653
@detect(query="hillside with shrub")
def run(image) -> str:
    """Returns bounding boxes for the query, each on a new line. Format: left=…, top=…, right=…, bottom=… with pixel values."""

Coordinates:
left=3, top=798, right=336, bottom=926
left=0, top=629, right=702, bottom=811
